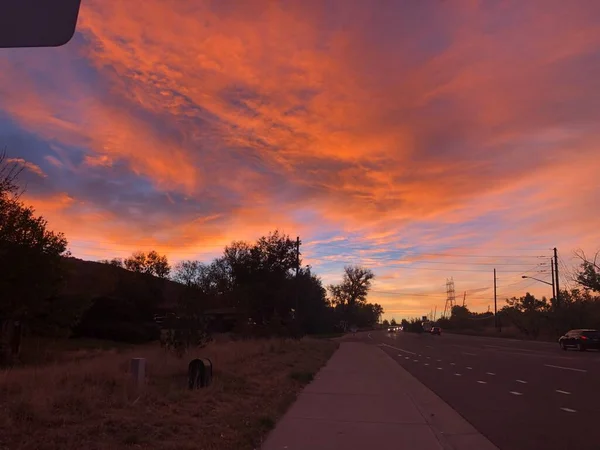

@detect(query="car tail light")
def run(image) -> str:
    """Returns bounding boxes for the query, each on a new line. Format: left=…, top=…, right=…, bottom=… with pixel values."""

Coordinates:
left=580, top=336, right=588, bottom=340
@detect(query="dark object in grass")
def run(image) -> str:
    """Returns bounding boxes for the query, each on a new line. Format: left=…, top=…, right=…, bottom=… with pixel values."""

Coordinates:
left=188, top=358, right=213, bottom=389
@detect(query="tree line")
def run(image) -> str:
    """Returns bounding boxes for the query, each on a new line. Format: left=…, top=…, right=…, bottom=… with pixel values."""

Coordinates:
left=0, top=152, right=383, bottom=364
left=428, top=269, right=600, bottom=339
left=98, top=234, right=384, bottom=338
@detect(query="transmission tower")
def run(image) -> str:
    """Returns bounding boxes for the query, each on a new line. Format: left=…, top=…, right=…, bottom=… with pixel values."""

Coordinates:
left=443, top=277, right=456, bottom=318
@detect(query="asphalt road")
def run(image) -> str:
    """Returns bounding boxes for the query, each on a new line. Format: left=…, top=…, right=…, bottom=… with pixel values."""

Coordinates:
left=358, top=330, right=600, bottom=450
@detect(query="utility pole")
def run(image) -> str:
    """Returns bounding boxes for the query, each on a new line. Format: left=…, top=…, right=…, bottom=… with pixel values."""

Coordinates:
left=554, top=247, right=560, bottom=308
left=295, top=236, right=300, bottom=318
left=463, top=291, right=466, bottom=307
left=550, top=258, right=556, bottom=306
left=493, top=268, right=498, bottom=331
left=433, top=305, right=437, bottom=321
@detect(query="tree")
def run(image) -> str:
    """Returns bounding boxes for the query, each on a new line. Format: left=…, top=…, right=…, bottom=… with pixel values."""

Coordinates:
left=574, top=249, right=600, bottom=293
left=390, top=318, right=397, bottom=326
left=502, top=292, right=549, bottom=338
left=382, top=319, right=390, bottom=327
left=0, top=152, right=70, bottom=364
left=172, top=260, right=206, bottom=288
left=124, top=250, right=170, bottom=278
left=98, top=257, right=124, bottom=268
left=327, top=265, right=375, bottom=310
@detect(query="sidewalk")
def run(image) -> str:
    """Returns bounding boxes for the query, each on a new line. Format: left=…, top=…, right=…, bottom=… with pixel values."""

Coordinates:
left=262, top=342, right=498, bottom=450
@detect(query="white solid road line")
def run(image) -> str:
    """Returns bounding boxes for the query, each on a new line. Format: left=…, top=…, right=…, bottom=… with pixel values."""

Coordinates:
left=516, top=380, right=527, bottom=384
left=545, top=364, right=587, bottom=373
left=486, top=372, right=496, bottom=376
left=510, top=391, right=523, bottom=396
left=561, top=408, right=577, bottom=413
left=556, top=390, right=571, bottom=395
left=477, top=381, right=487, bottom=384
left=380, top=343, right=417, bottom=355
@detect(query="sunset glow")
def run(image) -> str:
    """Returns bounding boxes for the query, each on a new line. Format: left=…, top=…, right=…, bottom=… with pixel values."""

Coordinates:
left=1, top=0, right=599, bottom=319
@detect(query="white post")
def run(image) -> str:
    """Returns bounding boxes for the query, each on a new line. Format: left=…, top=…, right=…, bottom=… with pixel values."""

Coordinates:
left=130, top=357, right=146, bottom=387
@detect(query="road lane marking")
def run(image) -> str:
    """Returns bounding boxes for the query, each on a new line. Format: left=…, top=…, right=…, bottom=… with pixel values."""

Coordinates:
left=426, top=345, right=433, bottom=349
left=368, top=333, right=372, bottom=340
left=544, top=364, right=587, bottom=373
left=405, top=357, right=410, bottom=360
left=516, top=380, right=527, bottom=384
left=450, top=363, right=456, bottom=366
left=437, top=367, right=443, bottom=370
left=477, top=381, right=487, bottom=384
left=380, top=343, right=417, bottom=355
left=486, top=372, right=496, bottom=376
left=556, top=390, right=571, bottom=395
left=485, top=345, right=537, bottom=353
left=560, top=408, right=576, bottom=413
left=437, top=359, right=442, bottom=362
left=454, top=373, right=462, bottom=376
left=424, top=363, right=430, bottom=366
left=413, top=359, right=418, bottom=362
left=462, top=352, right=477, bottom=356
left=426, top=356, right=431, bottom=359
left=466, top=367, right=473, bottom=370
left=510, top=391, right=523, bottom=396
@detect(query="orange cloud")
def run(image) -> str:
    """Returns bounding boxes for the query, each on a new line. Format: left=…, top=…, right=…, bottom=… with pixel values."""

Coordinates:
left=1, top=0, right=600, bottom=318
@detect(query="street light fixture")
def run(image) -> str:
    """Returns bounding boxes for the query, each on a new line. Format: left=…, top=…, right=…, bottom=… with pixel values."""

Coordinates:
left=521, top=275, right=553, bottom=287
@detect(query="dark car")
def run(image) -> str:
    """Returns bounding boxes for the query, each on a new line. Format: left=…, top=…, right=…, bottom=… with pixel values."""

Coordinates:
left=430, top=327, right=442, bottom=335
left=558, top=329, right=600, bottom=351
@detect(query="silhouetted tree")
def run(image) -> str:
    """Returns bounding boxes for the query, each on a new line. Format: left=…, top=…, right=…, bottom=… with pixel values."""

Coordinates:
left=574, top=249, right=600, bottom=293
left=124, top=250, right=170, bottom=278
left=327, top=265, right=375, bottom=320
left=0, top=152, right=71, bottom=364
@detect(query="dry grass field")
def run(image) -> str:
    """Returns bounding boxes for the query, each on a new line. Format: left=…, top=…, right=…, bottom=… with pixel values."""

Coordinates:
left=0, top=338, right=338, bottom=450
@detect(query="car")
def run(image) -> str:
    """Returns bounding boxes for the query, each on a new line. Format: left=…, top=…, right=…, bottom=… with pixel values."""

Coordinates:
left=430, top=327, right=442, bottom=336
left=558, top=329, right=600, bottom=351
left=387, top=326, right=397, bottom=333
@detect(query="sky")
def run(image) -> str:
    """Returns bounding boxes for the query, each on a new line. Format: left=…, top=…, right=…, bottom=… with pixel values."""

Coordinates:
left=1, top=0, right=599, bottom=320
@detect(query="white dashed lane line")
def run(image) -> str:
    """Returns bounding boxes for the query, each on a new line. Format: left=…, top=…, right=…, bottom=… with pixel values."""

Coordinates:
left=424, top=363, right=430, bottom=366
left=380, top=343, right=417, bottom=355
left=462, top=352, right=477, bottom=356
left=466, top=367, right=473, bottom=370
left=450, top=363, right=456, bottom=366
left=454, top=373, right=462, bottom=377
left=437, top=359, right=442, bottom=362
left=556, top=390, right=571, bottom=395
left=413, top=359, right=419, bottom=362
left=437, top=367, right=443, bottom=370
left=544, top=364, right=587, bottom=373
left=477, top=381, right=487, bottom=384
left=510, top=391, right=523, bottom=396
left=561, top=408, right=577, bottom=413
left=516, top=380, right=527, bottom=384
left=486, top=372, right=496, bottom=376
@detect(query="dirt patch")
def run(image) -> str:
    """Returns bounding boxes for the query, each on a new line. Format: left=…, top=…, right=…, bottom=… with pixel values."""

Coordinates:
left=0, top=338, right=337, bottom=450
